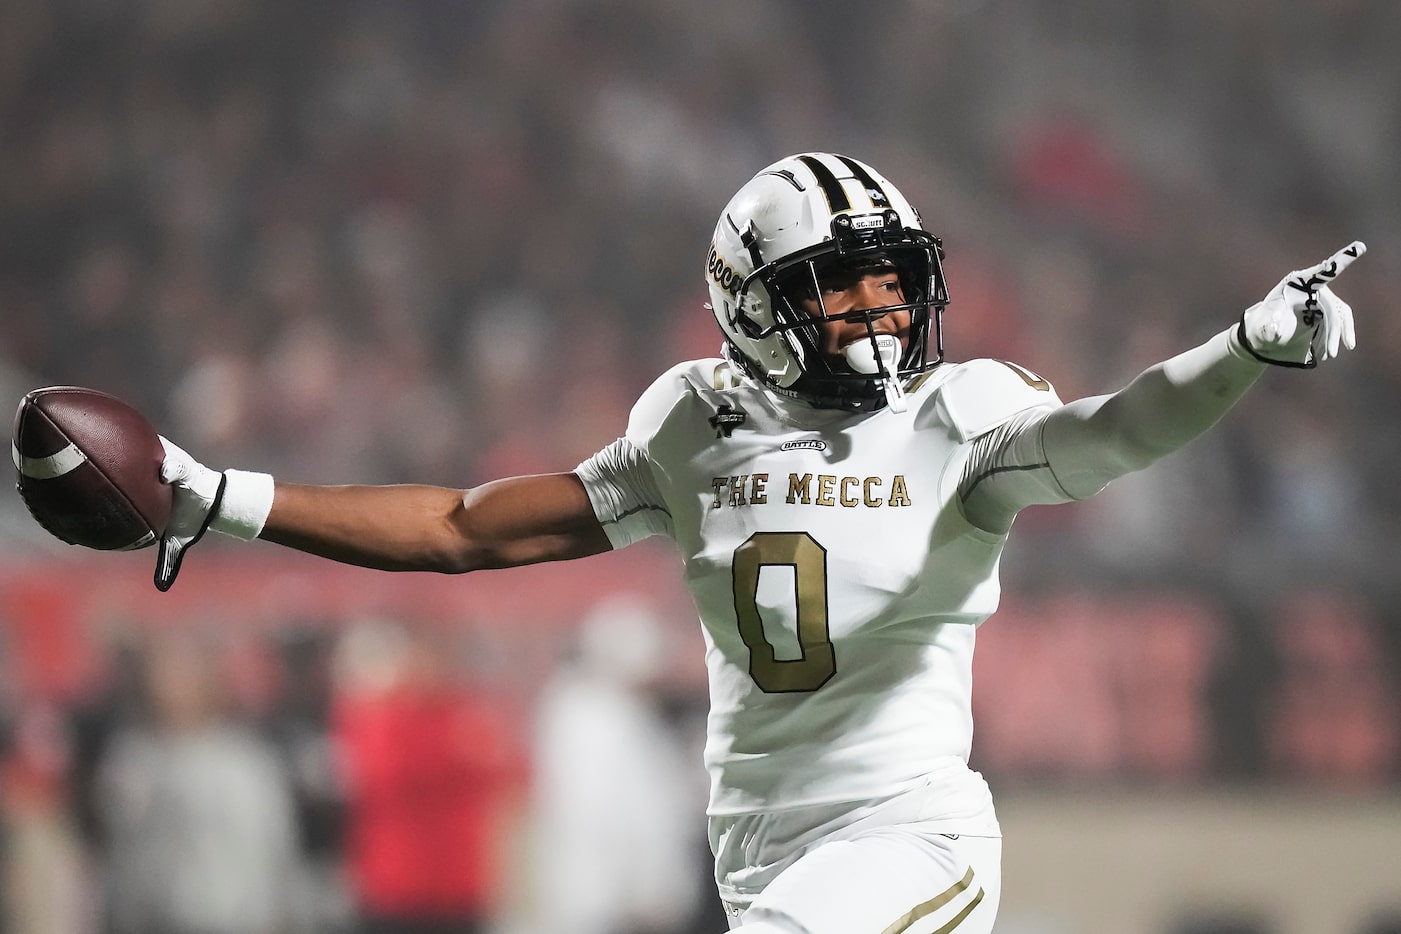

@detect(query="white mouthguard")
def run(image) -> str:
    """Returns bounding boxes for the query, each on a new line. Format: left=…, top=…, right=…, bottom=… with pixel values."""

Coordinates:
left=842, top=334, right=900, bottom=375
left=842, top=335, right=907, bottom=413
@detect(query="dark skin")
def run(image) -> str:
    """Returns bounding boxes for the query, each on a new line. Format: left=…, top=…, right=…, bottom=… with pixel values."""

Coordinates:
left=260, top=474, right=609, bottom=573
left=261, top=271, right=907, bottom=574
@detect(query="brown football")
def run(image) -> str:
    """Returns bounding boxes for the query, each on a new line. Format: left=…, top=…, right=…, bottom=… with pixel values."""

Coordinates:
left=12, top=386, right=171, bottom=550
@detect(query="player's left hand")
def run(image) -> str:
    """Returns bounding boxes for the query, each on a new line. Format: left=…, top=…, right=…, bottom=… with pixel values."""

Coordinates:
left=1238, top=241, right=1365, bottom=368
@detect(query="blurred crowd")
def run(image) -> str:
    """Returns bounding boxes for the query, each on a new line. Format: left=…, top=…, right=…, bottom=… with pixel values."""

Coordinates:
left=3, top=0, right=1401, bottom=931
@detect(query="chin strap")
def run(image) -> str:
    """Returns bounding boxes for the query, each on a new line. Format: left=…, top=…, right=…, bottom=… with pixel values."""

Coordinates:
left=881, top=373, right=908, bottom=413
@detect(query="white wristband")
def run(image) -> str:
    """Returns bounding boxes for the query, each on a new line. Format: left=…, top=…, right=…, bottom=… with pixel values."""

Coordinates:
left=209, top=469, right=275, bottom=541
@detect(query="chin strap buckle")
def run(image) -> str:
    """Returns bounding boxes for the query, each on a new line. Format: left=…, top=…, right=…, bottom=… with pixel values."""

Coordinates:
left=881, top=374, right=908, bottom=413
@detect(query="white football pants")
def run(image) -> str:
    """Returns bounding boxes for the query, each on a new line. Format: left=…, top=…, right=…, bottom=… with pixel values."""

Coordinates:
left=721, top=829, right=1000, bottom=934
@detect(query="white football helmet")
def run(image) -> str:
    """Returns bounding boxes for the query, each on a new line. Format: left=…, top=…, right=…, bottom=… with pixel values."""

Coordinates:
left=705, top=152, right=948, bottom=411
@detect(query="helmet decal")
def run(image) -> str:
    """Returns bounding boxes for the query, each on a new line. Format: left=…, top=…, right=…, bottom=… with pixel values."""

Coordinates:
left=796, top=155, right=853, bottom=212
left=706, top=245, right=743, bottom=299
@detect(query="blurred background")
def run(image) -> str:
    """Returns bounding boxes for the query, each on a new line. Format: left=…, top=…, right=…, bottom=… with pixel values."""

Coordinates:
left=2, top=1, right=1400, bottom=933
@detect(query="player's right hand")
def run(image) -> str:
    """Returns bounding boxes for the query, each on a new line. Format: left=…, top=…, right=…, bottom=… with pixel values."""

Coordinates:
left=155, top=436, right=226, bottom=591
left=1238, top=241, right=1364, bottom=368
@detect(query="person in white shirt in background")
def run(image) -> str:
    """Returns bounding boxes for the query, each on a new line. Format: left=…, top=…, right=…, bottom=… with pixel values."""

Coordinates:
left=524, top=593, right=700, bottom=934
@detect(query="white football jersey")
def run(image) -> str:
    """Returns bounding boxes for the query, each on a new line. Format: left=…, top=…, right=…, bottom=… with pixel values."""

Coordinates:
left=575, top=357, right=1073, bottom=824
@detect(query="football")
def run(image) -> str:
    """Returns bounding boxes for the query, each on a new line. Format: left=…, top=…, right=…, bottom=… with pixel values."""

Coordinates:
left=12, top=386, right=171, bottom=550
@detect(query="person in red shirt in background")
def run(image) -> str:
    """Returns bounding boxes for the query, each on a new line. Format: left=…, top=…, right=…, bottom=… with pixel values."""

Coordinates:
left=331, top=619, right=524, bottom=934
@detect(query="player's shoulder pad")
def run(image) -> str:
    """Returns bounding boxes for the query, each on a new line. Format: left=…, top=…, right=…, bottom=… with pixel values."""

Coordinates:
left=933, top=358, right=1063, bottom=443
left=624, top=358, right=733, bottom=443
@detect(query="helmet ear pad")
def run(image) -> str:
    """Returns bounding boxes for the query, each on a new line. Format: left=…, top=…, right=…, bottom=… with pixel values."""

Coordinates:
left=709, top=265, right=809, bottom=389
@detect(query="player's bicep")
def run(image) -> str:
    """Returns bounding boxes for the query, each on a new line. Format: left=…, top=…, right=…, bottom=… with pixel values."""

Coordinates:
left=957, top=407, right=1078, bottom=533
left=456, top=472, right=612, bottom=568
left=1038, top=393, right=1164, bottom=498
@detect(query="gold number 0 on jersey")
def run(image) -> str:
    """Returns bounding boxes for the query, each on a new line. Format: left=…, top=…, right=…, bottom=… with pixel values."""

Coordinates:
left=732, top=532, right=836, bottom=692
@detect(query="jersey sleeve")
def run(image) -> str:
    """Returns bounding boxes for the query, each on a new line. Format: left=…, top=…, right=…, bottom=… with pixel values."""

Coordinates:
left=933, top=358, right=1062, bottom=440
left=934, top=359, right=1077, bottom=532
left=955, top=407, right=1082, bottom=531
left=573, top=361, right=712, bottom=549
left=574, top=437, right=672, bottom=548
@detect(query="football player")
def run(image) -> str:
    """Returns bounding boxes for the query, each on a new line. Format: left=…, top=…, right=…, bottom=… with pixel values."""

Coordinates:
left=157, top=153, right=1363, bottom=934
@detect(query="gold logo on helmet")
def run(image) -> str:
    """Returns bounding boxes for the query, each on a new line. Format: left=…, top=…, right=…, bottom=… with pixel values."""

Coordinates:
left=706, top=245, right=743, bottom=296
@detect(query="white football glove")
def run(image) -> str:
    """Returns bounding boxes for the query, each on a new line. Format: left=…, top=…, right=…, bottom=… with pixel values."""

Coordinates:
left=155, top=437, right=275, bottom=591
left=1238, top=241, right=1364, bottom=368
left=156, top=436, right=226, bottom=591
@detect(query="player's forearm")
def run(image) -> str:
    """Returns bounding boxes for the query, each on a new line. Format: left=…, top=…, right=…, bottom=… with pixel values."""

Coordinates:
left=259, top=482, right=482, bottom=573
left=255, top=473, right=612, bottom=573
left=1110, top=325, right=1266, bottom=459
left=1043, top=327, right=1266, bottom=494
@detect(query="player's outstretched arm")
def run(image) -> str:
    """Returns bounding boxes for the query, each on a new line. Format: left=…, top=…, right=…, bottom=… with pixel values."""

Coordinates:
left=155, top=438, right=611, bottom=590
left=262, top=474, right=611, bottom=572
left=1040, top=242, right=1364, bottom=499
